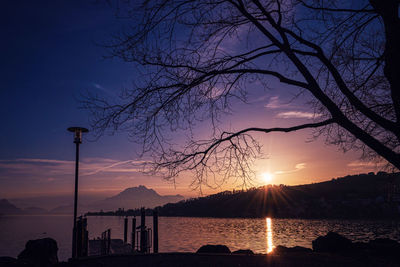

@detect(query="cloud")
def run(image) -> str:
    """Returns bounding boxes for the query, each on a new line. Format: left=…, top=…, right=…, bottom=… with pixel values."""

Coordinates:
left=0, top=157, right=145, bottom=178
left=265, top=96, right=289, bottom=109
left=276, top=111, right=322, bottom=119
left=92, top=83, right=114, bottom=96
left=15, top=158, right=73, bottom=164
left=81, top=160, right=144, bottom=176
left=347, top=160, right=384, bottom=169
left=275, top=163, right=306, bottom=175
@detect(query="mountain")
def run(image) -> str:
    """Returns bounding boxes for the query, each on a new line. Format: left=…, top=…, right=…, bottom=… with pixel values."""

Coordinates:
left=88, top=185, right=184, bottom=211
left=50, top=186, right=184, bottom=214
left=22, top=206, right=48, bottom=214
left=0, top=199, right=22, bottom=214
left=155, top=172, right=400, bottom=219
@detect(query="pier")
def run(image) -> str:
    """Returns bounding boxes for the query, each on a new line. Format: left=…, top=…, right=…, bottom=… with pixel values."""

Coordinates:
left=82, top=208, right=159, bottom=258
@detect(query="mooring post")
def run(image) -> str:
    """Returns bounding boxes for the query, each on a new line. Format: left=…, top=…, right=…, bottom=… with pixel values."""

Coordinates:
left=140, top=207, right=146, bottom=252
left=132, top=216, right=136, bottom=252
left=76, top=217, right=82, bottom=258
left=82, top=217, right=88, bottom=257
left=107, top=229, right=111, bottom=255
left=153, top=209, right=158, bottom=253
left=124, top=216, right=128, bottom=243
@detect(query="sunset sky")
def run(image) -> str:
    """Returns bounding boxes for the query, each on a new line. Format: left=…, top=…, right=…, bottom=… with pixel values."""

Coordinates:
left=0, top=0, right=381, bottom=201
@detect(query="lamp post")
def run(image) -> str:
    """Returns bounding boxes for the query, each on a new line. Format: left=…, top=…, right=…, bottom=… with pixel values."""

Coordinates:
left=67, top=127, right=88, bottom=259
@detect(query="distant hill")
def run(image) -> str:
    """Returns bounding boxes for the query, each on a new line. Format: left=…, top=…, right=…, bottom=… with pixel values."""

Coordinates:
left=0, top=199, right=22, bottom=214
left=154, top=172, right=400, bottom=219
left=51, top=185, right=184, bottom=214
left=22, top=206, right=48, bottom=214
left=87, top=185, right=184, bottom=211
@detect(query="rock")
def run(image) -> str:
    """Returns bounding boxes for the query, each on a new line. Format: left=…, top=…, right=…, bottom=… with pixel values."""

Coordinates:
left=274, top=245, right=312, bottom=254
left=368, top=238, right=400, bottom=256
left=232, top=249, right=254, bottom=255
left=351, top=242, right=369, bottom=251
left=0, top=257, right=19, bottom=267
left=18, top=237, right=58, bottom=266
left=196, top=244, right=231, bottom=254
left=312, top=232, right=352, bottom=253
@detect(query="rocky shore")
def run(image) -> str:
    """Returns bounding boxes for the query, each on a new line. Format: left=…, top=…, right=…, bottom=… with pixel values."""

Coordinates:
left=1, top=232, right=400, bottom=266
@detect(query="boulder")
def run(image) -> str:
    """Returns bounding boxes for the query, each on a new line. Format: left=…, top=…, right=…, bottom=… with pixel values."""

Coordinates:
left=312, top=232, right=352, bottom=253
left=18, top=237, right=58, bottom=266
left=232, top=249, right=254, bottom=255
left=0, top=256, right=18, bottom=264
left=368, top=238, right=400, bottom=256
left=196, top=244, right=231, bottom=254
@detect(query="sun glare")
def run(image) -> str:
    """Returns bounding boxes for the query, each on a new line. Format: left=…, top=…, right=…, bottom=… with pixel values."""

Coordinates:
left=262, top=172, right=273, bottom=184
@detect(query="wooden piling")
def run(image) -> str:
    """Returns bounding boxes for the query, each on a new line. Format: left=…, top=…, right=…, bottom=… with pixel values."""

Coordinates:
left=140, top=207, right=146, bottom=252
left=107, top=229, right=111, bottom=255
left=82, top=217, right=88, bottom=257
left=153, top=209, right=158, bottom=253
left=124, top=217, right=128, bottom=243
left=132, top=216, right=136, bottom=251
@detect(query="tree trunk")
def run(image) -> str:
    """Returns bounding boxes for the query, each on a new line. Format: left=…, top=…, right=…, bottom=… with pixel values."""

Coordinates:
left=370, top=0, right=400, bottom=128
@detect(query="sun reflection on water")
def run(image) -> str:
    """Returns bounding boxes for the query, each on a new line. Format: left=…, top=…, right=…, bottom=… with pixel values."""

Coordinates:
left=266, top=217, right=274, bottom=253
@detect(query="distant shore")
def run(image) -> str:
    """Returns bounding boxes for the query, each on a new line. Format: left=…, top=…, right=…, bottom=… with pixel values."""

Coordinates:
left=86, top=172, right=400, bottom=220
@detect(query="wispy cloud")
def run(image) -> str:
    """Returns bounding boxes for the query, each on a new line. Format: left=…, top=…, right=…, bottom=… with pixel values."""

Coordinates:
left=276, top=111, right=322, bottom=119
left=347, top=160, right=384, bottom=169
left=0, top=157, right=145, bottom=178
left=265, top=96, right=290, bottom=109
left=275, top=163, right=306, bottom=175
left=81, top=160, right=145, bottom=176
left=15, top=158, right=73, bottom=164
left=92, top=83, right=114, bottom=96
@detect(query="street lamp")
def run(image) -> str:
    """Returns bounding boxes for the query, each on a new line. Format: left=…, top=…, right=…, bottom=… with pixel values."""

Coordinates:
left=67, top=127, right=89, bottom=259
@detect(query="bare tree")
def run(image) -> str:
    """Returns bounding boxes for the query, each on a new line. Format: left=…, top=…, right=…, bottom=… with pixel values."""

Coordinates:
left=84, top=0, right=400, bottom=189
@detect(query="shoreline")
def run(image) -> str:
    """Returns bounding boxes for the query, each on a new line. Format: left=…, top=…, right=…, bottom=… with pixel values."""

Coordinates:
left=3, top=232, right=400, bottom=266
left=60, top=251, right=393, bottom=267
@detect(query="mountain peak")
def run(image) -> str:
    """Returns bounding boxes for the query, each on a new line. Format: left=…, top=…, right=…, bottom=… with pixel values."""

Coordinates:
left=0, top=199, right=22, bottom=214
left=118, top=185, right=159, bottom=196
left=91, top=186, right=184, bottom=211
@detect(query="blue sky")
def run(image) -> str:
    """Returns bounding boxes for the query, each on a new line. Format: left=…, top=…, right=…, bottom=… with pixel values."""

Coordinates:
left=0, top=0, right=381, bottom=201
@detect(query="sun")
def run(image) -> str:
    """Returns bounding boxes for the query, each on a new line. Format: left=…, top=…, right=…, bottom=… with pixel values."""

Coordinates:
left=262, top=172, right=273, bottom=184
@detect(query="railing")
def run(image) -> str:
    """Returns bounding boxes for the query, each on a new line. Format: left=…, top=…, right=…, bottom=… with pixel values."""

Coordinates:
left=100, top=229, right=111, bottom=255
left=135, top=227, right=152, bottom=253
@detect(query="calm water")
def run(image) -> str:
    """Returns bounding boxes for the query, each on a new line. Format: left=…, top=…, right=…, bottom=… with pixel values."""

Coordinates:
left=1, top=215, right=400, bottom=261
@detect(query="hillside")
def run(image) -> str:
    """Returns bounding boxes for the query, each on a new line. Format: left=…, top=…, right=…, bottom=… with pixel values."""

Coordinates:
left=87, top=185, right=184, bottom=211
left=155, top=172, right=400, bottom=219
left=0, top=199, right=22, bottom=214
left=51, top=185, right=184, bottom=214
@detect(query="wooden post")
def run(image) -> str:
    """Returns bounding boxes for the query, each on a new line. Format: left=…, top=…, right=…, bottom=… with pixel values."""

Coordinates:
left=76, top=217, right=83, bottom=258
left=132, top=217, right=136, bottom=252
left=140, top=208, right=146, bottom=253
left=153, top=210, right=158, bottom=253
left=107, top=229, right=111, bottom=255
left=82, top=217, right=88, bottom=257
left=124, top=217, right=128, bottom=243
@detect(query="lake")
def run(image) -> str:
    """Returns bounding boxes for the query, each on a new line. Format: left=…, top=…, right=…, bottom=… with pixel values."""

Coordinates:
left=1, top=215, right=400, bottom=261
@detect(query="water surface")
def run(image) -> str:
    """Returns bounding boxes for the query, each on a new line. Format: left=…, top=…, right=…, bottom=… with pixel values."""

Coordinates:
left=1, top=215, right=399, bottom=261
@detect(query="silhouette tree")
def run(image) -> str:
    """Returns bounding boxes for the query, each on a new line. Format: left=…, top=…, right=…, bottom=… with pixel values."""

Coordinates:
left=84, top=0, right=400, bottom=188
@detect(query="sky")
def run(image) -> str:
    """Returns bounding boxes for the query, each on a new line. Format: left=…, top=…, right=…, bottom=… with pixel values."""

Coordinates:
left=0, top=0, right=382, bottom=203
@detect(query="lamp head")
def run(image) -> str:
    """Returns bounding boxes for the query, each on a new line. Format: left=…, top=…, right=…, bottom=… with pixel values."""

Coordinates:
left=68, top=127, right=89, bottom=144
